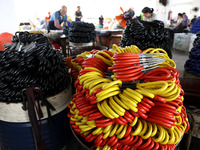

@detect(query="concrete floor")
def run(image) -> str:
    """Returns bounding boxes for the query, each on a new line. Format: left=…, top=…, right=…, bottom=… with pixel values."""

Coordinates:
left=172, top=49, right=199, bottom=79
left=172, top=49, right=189, bottom=77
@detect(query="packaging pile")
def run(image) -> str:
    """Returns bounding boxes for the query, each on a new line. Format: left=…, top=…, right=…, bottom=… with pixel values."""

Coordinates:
left=120, top=19, right=173, bottom=58
left=69, top=22, right=96, bottom=43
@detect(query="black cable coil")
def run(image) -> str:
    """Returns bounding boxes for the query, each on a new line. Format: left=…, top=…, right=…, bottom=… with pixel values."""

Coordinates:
left=1, top=32, right=71, bottom=103
left=159, top=0, right=168, bottom=6
left=69, top=21, right=96, bottom=43
left=184, top=32, right=200, bottom=76
left=119, top=19, right=173, bottom=58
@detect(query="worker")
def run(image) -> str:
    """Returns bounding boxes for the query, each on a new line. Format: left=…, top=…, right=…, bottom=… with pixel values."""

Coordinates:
left=191, top=15, right=197, bottom=24
left=98, top=15, right=104, bottom=28
left=141, top=7, right=157, bottom=22
left=182, top=12, right=189, bottom=28
left=173, top=13, right=184, bottom=33
left=48, top=5, right=68, bottom=31
left=75, top=6, right=83, bottom=22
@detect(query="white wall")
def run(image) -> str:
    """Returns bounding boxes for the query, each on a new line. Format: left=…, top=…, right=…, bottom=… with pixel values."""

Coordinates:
left=155, top=0, right=200, bottom=25
left=191, top=0, right=200, bottom=17
left=1, top=0, right=200, bottom=34
left=13, top=0, right=136, bottom=22
left=171, top=0, right=193, bottom=19
left=0, top=0, right=18, bottom=34
left=155, top=0, right=168, bottom=23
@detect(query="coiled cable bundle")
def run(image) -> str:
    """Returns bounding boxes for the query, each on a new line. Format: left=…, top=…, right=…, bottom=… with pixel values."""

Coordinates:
left=1, top=31, right=71, bottom=102
left=119, top=19, right=173, bottom=58
left=68, top=44, right=189, bottom=150
left=184, top=32, right=200, bottom=76
left=69, top=22, right=96, bottom=43
left=190, top=19, right=200, bottom=34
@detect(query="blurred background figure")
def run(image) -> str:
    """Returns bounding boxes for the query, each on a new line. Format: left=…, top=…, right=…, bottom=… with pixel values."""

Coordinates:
left=191, top=15, right=197, bottom=25
left=182, top=12, right=189, bottom=28
left=98, top=15, right=104, bottom=28
left=141, top=7, right=157, bottom=22
left=48, top=5, right=68, bottom=31
left=75, top=6, right=83, bottom=22
left=173, top=13, right=184, bottom=33
left=169, top=19, right=174, bottom=27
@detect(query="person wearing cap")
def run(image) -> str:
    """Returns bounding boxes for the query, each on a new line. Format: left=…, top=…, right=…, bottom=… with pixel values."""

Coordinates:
left=48, top=5, right=68, bottom=31
left=141, top=7, right=157, bottom=22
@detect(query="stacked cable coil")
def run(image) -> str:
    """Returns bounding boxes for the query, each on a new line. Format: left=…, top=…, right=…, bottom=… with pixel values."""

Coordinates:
left=1, top=32, right=71, bottom=102
left=68, top=44, right=189, bottom=150
left=119, top=19, right=173, bottom=58
left=190, top=19, right=200, bottom=34
left=69, top=22, right=96, bottom=43
left=184, top=32, right=200, bottom=76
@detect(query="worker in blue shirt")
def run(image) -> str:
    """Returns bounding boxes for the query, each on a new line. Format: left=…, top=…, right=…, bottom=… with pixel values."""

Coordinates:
left=48, top=6, right=68, bottom=31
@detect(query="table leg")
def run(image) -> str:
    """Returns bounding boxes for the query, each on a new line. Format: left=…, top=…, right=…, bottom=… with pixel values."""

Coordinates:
left=66, top=40, right=70, bottom=57
left=60, top=39, right=67, bottom=57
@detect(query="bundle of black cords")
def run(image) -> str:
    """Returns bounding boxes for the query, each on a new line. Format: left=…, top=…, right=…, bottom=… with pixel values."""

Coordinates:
left=159, top=0, right=167, bottom=6
left=69, top=21, right=96, bottom=43
left=119, top=19, right=173, bottom=58
left=184, top=32, right=200, bottom=76
left=1, top=32, right=71, bottom=103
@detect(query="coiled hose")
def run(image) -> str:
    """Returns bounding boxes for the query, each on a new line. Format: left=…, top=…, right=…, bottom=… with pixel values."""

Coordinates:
left=68, top=45, right=189, bottom=150
left=69, top=21, right=96, bottom=43
left=190, top=19, right=200, bottom=34
left=119, top=19, right=173, bottom=58
left=1, top=32, right=71, bottom=102
left=184, top=33, right=200, bottom=76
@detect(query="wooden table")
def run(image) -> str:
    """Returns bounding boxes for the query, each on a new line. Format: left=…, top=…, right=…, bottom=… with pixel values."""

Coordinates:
left=179, top=71, right=200, bottom=106
left=95, top=29, right=123, bottom=48
left=47, top=35, right=69, bottom=57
